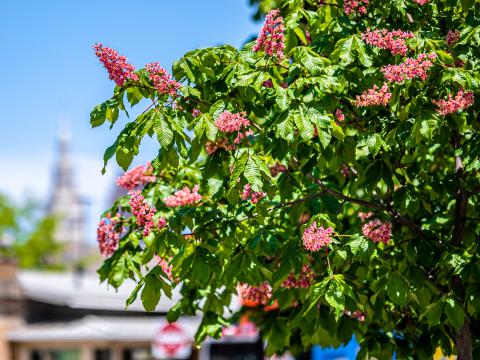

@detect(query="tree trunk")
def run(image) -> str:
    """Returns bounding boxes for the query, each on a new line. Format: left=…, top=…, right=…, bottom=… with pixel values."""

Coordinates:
left=455, top=318, right=472, bottom=360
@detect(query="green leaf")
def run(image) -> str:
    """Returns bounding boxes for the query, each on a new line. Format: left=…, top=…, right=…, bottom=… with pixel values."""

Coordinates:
left=90, top=102, right=107, bottom=128
left=445, top=298, right=465, bottom=330
left=276, top=89, right=290, bottom=111
left=353, top=35, right=372, bottom=67
left=116, top=147, right=134, bottom=171
left=424, top=300, right=444, bottom=326
left=334, top=37, right=354, bottom=66
left=317, top=129, right=331, bottom=149
left=154, top=112, right=174, bottom=148
left=193, top=115, right=205, bottom=139
left=294, top=111, right=314, bottom=140
left=126, top=280, right=144, bottom=308
left=325, top=280, right=345, bottom=313
left=229, top=152, right=248, bottom=188
left=386, top=273, right=408, bottom=307
left=244, top=157, right=263, bottom=192
left=126, top=87, right=143, bottom=106
left=276, top=113, right=294, bottom=141
left=141, top=275, right=161, bottom=312
left=204, top=119, right=218, bottom=141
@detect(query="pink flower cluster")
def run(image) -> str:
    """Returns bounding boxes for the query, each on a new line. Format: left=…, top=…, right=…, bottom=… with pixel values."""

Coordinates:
left=237, top=282, right=272, bottom=305
left=341, top=163, right=351, bottom=177
left=164, top=185, right=202, bottom=207
left=253, top=9, right=285, bottom=59
left=355, top=84, right=392, bottom=107
left=302, top=222, right=334, bottom=252
left=241, top=184, right=266, bottom=204
left=270, top=163, right=287, bottom=177
left=382, top=53, right=436, bottom=83
left=192, top=109, right=202, bottom=117
left=359, top=212, right=391, bottom=244
left=116, top=162, right=156, bottom=190
left=361, top=28, right=414, bottom=56
left=145, top=62, right=181, bottom=97
left=343, top=0, right=369, bottom=16
left=205, top=138, right=235, bottom=155
left=413, top=0, right=429, bottom=5
left=93, top=43, right=138, bottom=87
left=215, top=111, right=250, bottom=133
left=97, top=213, right=124, bottom=257
left=446, top=30, right=461, bottom=46
left=282, top=264, right=315, bottom=289
left=157, top=217, right=167, bottom=230
left=432, top=89, right=474, bottom=116
left=335, top=109, right=345, bottom=122
left=344, top=310, right=366, bottom=322
left=128, top=190, right=157, bottom=236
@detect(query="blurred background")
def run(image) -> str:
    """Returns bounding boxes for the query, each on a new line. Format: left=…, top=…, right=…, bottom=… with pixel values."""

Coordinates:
left=0, top=1, right=362, bottom=359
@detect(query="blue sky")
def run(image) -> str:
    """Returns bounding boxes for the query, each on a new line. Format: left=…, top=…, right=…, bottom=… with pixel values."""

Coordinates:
left=0, top=0, right=260, bottom=241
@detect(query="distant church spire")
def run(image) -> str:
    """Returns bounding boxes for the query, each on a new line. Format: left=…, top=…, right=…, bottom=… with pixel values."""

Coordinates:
left=47, top=127, right=86, bottom=265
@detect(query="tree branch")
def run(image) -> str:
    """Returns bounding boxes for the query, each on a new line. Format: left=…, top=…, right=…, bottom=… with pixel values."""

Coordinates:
left=306, top=174, right=427, bottom=239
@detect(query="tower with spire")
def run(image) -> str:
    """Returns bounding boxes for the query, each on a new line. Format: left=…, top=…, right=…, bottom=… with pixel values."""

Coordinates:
left=46, top=128, right=87, bottom=266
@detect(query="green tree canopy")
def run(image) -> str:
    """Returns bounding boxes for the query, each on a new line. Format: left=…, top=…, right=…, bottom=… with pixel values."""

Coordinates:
left=0, top=194, right=63, bottom=270
left=91, top=0, right=480, bottom=358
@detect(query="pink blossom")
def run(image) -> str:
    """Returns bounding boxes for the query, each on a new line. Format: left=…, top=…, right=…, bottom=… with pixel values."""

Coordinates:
left=270, top=163, right=287, bottom=177
left=344, top=310, right=366, bottom=322
left=361, top=28, right=414, bottom=56
left=97, top=213, right=124, bottom=257
left=116, top=162, right=156, bottom=190
left=341, top=163, right=351, bottom=177
left=381, top=53, right=436, bottom=83
left=253, top=10, right=285, bottom=59
left=263, top=79, right=274, bottom=88
left=302, top=222, right=334, bottom=252
left=335, top=109, right=345, bottom=122
left=93, top=43, right=138, bottom=87
left=360, top=213, right=392, bottom=244
left=145, top=62, right=181, bottom=97
left=164, top=185, right=202, bottom=207
left=128, top=190, right=157, bottom=236
left=192, top=109, right=202, bottom=117
left=343, top=0, right=369, bottom=16
left=413, top=0, right=429, bottom=5
left=205, top=138, right=235, bottom=155
left=157, top=217, right=167, bottom=230
left=446, top=30, right=461, bottom=45
left=241, top=184, right=266, bottom=204
left=282, top=264, right=315, bottom=289
left=234, top=129, right=254, bottom=144
left=432, top=89, right=474, bottom=116
left=215, top=111, right=250, bottom=133
left=355, top=84, right=392, bottom=107
left=358, top=211, right=374, bottom=222
left=237, top=282, right=272, bottom=305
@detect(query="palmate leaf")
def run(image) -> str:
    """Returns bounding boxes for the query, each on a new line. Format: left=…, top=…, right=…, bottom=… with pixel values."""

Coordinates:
left=229, top=152, right=248, bottom=188
left=276, top=112, right=294, bottom=141
left=353, top=35, right=373, bottom=67
left=334, top=36, right=355, bottom=66
left=153, top=112, right=174, bottom=148
left=244, top=157, right=263, bottom=192
left=294, top=111, right=314, bottom=140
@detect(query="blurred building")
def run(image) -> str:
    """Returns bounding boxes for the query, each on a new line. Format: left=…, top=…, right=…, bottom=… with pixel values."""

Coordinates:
left=46, top=130, right=87, bottom=266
